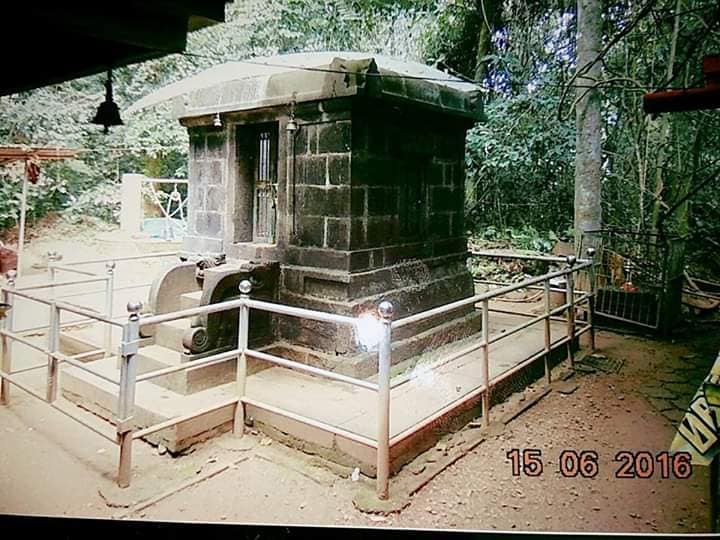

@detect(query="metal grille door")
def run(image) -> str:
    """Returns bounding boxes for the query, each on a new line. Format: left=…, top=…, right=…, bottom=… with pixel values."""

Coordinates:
left=253, top=130, right=277, bottom=243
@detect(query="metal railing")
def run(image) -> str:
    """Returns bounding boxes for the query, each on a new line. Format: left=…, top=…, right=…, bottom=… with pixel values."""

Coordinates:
left=0, top=249, right=596, bottom=501
left=143, top=177, right=188, bottom=241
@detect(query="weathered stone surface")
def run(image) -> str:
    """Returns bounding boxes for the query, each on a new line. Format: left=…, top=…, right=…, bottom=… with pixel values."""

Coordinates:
left=317, top=121, right=351, bottom=153
left=195, top=211, right=223, bottom=237
left=327, top=154, right=351, bottom=185
left=299, top=154, right=327, bottom=185
left=297, top=216, right=325, bottom=247
left=325, top=218, right=350, bottom=250
left=197, top=160, right=223, bottom=185
left=205, top=186, right=224, bottom=212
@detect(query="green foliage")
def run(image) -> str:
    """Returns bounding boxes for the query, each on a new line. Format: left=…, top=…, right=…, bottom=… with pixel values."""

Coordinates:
left=62, top=182, right=122, bottom=224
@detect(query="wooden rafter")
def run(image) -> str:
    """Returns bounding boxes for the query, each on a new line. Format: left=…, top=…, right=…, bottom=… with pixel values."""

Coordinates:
left=0, top=146, right=82, bottom=165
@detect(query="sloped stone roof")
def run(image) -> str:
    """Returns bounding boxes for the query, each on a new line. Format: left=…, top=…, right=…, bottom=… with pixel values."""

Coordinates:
left=127, top=51, right=484, bottom=120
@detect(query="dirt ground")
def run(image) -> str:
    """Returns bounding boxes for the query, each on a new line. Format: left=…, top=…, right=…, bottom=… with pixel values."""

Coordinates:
left=1, top=327, right=717, bottom=533
left=0, top=224, right=718, bottom=533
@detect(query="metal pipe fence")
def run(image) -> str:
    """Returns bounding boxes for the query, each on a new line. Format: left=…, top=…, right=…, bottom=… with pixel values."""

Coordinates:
left=0, top=249, right=597, bottom=501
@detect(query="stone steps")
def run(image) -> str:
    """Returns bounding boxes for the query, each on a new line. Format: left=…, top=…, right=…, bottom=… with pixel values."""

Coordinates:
left=155, top=318, right=191, bottom=352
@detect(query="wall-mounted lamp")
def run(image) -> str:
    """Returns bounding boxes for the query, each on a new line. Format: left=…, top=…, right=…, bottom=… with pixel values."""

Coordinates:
left=213, top=112, right=222, bottom=128
left=91, top=69, right=123, bottom=134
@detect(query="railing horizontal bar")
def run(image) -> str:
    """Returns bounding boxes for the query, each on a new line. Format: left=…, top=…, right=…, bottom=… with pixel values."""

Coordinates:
left=139, top=299, right=244, bottom=326
left=487, top=306, right=574, bottom=324
left=62, top=252, right=178, bottom=266
left=2, top=288, right=53, bottom=305
left=17, top=276, right=108, bottom=291
left=49, top=402, right=118, bottom=443
left=246, top=349, right=378, bottom=391
left=55, top=352, right=120, bottom=385
left=54, top=301, right=123, bottom=327
left=0, top=329, right=50, bottom=354
left=575, top=324, right=592, bottom=337
left=70, top=349, right=106, bottom=360
left=389, top=384, right=487, bottom=447
left=245, top=299, right=357, bottom=326
left=49, top=264, right=101, bottom=277
left=10, top=363, right=48, bottom=375
left=393, top=262, right=591, bottom=329
left=474, top=279, right=586, bottom=295
left=242, top=396, right=378, bottom=448
left=469, top=249, right=584, bottom=264
left=488, top=313, right=547, bottom=344
left=136, top=349, right=241, bottom=382
left=132, top=397, right=238, bottom=439
left=0, top=369, right=47, bottom=402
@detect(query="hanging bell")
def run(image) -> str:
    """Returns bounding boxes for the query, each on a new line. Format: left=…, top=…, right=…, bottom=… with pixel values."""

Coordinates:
left=91, top=70, right=123, bottom=134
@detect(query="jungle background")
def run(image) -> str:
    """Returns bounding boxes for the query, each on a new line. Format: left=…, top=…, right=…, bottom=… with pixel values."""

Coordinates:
left=0, top=0, right=719, bottom=279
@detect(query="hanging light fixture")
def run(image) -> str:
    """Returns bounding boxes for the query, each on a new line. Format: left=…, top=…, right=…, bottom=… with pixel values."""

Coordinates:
left=286, top=99, right=298, bottom=133
left=213, top=112, right=222, bottom=128
left=91, top=69, right=123, bottom=134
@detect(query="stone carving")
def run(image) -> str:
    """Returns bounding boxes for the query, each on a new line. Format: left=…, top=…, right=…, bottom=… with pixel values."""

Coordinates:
left=194, top=253, right=226, bottom=280
left=182, top=326, right=210, bottom=354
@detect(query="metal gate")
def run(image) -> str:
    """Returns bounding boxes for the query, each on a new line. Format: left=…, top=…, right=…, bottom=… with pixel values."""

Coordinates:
left=253, top=130, right=277, bottom=244
left=581, top=229, right=683, bottom=332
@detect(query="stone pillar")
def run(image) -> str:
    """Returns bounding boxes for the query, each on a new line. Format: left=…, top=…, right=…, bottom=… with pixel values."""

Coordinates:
left=183, top=126, right=227, bottom=254
left=120, top=174, right=144, bottom=234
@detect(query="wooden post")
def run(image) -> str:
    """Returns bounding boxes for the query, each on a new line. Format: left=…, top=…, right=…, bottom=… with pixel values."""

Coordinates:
left=16, top=177, right=28, bottom=278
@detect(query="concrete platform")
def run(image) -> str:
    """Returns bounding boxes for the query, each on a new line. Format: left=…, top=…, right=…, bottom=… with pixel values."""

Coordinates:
left=60, top=310, right=573, bottom=476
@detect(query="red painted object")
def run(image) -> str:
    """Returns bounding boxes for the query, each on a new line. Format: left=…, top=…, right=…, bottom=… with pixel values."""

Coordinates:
left=0, top=245, right=18, bottom=273
left=644, top=55, right=720, bottom=114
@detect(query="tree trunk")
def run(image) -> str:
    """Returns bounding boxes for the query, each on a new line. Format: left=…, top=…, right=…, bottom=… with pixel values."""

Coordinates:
left=474, top=0, right=501, bottom=82
left=573, top=0, right=603, bottom=251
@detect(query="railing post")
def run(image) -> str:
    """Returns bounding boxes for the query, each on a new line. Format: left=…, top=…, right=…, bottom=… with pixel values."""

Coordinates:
left=565, top=256, right=576, bottom=366
left=104, top=261, right=116, bottom=356
left=1, top=270, right=17, bottom=405
left=481, top=298, right=490, bottom=427
left=117, top=300, right=141, bottom=488
left=586, top=247, right=597, bottom=351
left=234, top=280, right=252, bottom=436
left=46, top=301, right=60, bottom=403
left=543, top=279, right=552, bottom=385
left=376, top=300, right=394, bottom=501
left=47, top=251, right=60, bottom=299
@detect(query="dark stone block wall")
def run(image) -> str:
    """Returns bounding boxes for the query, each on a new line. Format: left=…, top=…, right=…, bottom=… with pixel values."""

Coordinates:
left=278, top=98, right=478, bottom=353
left=180, top=96, right=479, bottom=358
left=293, top=115, right=353, bottom=251
left=185, top=125, right=228, bottom=254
